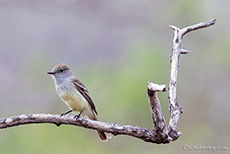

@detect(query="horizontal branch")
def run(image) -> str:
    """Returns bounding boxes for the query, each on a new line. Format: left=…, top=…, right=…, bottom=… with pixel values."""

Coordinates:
left=0, top=114, right=171, bottom=144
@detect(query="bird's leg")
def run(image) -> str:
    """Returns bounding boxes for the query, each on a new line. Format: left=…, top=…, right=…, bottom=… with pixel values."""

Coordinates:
left=61, top=110, right=73, bottom=117
left=74, top=109, right=84, bottom=119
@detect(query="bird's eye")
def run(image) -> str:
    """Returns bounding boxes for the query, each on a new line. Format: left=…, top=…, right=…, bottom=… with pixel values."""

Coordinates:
left=60, top=69, right=64, bottom=72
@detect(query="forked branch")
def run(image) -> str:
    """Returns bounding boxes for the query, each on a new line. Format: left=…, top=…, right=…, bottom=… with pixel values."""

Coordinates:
left=167, top=19, right=216, bottom=139
left=0, top=19, right=216, bottom=144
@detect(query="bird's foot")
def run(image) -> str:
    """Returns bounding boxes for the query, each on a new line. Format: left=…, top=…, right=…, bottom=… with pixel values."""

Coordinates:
left=74, top=109, right=84, bottom=120
left=60, top=110, right=73, bottom=117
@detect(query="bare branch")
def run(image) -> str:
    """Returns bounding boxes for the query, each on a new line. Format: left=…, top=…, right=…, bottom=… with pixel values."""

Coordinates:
left=180, top=19, right=216, bottom=37
left=147, top=82, right=171, bottom=141
left=168, top=19, right=216, bottom=139
left=0, top=114, right=171, bottom=143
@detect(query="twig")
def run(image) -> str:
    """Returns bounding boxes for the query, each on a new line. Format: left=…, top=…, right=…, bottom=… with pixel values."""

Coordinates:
left=0, top=19, right=216, bottom=144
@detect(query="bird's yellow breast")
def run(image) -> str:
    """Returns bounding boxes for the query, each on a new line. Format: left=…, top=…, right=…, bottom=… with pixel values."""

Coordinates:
left=59, top=88, right=90, bottom=113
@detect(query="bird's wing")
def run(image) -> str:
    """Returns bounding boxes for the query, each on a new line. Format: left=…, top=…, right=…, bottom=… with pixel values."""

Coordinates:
left=72, top=78, right=98, bottom=115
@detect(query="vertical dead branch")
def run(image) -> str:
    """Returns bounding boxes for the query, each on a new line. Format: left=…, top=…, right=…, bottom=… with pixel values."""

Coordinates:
left=167, top=19, right=216, bottom=139
left=147, top=19, right=216, bottom=141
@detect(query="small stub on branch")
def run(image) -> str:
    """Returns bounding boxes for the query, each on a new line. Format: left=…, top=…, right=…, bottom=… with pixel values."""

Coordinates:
left=180, top=49, right=191, bottom=54
left=148, top=81, right=167, bottom=92
left=169, top=25, right=178, bottom=31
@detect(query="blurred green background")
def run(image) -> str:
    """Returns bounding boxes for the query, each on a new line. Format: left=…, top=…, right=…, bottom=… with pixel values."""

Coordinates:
left=0, top=0, right=229, bottom=154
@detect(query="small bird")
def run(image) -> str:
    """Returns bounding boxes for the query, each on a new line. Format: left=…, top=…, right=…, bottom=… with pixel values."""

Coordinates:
left=47, top=64, right=108, bottom=141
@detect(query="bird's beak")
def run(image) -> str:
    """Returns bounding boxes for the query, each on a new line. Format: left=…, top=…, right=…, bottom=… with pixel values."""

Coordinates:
left=47, top=71, right=56, bottom=75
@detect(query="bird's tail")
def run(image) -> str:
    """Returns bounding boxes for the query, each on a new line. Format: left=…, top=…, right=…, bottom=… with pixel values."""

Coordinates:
left=91, top=114, right=111, bottom=142
left=97, top=130, right=108, bottom=142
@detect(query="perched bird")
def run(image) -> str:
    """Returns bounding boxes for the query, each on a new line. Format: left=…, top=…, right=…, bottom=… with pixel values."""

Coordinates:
left=47, top=64, right=108, bottom=141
